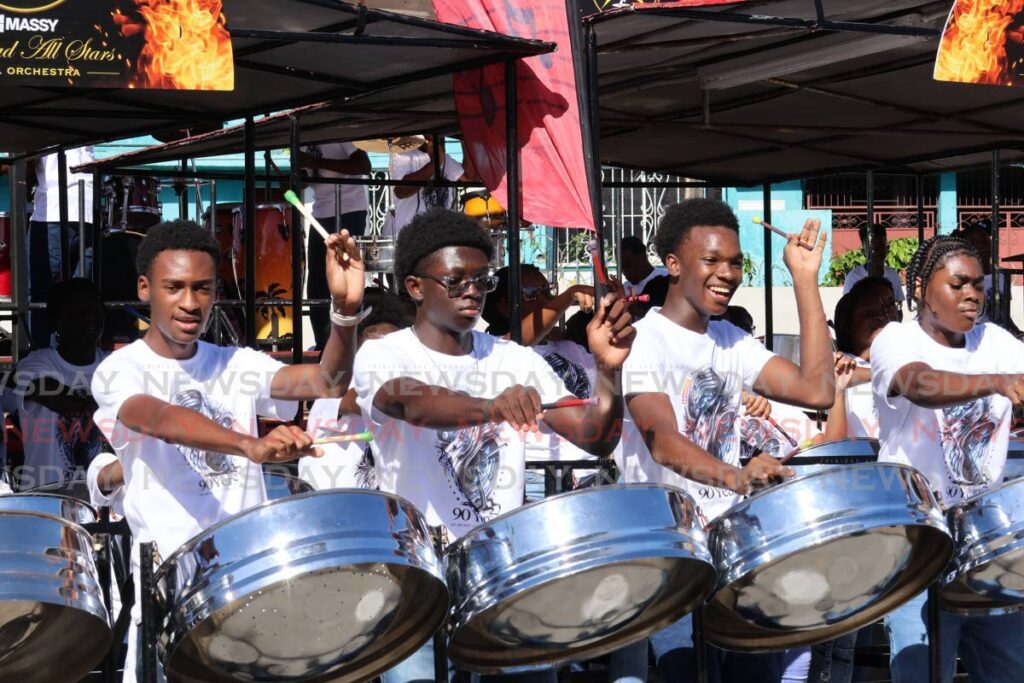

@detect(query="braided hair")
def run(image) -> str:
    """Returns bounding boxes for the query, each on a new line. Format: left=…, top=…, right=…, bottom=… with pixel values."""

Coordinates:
left=904, top=234, right=981, bottom=314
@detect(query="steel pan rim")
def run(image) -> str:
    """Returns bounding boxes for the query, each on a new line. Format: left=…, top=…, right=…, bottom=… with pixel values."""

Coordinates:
left=938, top=594, right=1024, bottom=617
left=954, top=474, right=1024, bottom=506
left=0, top=491, right=98, bottom=518
left=446, top=484, right=689, bottom=554
left=942, top=478, right=1024, bottom=587
left=154, top=488, right=432, bottom=581
left=0, top=503, right=96, bottom=536
left=942, top=519, right=1024, bottom=586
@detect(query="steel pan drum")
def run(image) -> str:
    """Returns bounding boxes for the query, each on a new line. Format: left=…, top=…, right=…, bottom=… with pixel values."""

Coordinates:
left=0, top=494, right=110, bottom=682
left=156, top=489, right=448, bottom=682
left=783, top=438, right=879, bottom=478
left=262, top=468, right=314, bottom=500
left=705, top=463, right=953, bottom=652
left=940, top=477, right=1024, bottom=615
left=445, top=485, right=716, bottom=673
left=357, top=237, right=394, bottom=273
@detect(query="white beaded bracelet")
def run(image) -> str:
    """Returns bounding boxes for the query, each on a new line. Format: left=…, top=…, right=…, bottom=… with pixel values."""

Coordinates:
left=330, top=304, right=372, bottom=328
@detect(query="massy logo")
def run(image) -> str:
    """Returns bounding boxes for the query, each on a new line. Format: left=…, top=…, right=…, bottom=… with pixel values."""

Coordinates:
left=0, top=13, right=61, bottom=33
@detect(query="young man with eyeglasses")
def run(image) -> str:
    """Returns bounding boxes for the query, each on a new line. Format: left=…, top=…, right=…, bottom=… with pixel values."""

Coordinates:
left=353, top=208, right=634, bottom=683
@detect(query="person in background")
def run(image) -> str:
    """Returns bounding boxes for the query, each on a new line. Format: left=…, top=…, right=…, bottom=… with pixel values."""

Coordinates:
left=958, top=221, right=1022, bottom=335
left=482, top=264, right=595, bottom=345
left=301, top=142, right=372, bottom=349
left=15, top=278, right=109, bottom=490
left=842, top=224, right=905, bottom=317
left=390, top=137, right=471, bottom=236
left=28, top=147, right=95, bottom=349
left=300, top=289, right=414, bottom=490
left=620, top=236, right=669, bottom=315
left=872, top=234, right=1024, bottom=682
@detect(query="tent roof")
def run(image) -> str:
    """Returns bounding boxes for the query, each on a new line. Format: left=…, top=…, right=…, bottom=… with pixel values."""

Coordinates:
left=587, top=0, right=1024, bottom=184
left=0, top=0, right=552, bottom=155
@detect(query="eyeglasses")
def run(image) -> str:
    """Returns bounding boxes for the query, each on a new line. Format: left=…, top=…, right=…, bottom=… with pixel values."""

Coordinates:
left=522, top=283, right=558, bottom=302
left=415, top=272, right=498, bottom=297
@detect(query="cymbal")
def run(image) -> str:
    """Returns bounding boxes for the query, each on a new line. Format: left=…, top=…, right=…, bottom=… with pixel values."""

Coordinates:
left=353, top=136, right=426, bottom=154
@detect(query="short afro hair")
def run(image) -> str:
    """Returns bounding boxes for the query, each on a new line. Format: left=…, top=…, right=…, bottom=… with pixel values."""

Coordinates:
left=46, top=277, right=103, bottom=320
left=394, top=208, right=494, bottom=295
left=620, top=236, right=648, bottom=256
left=654, top=199, right=739, bottom=262
left=136, top=219, right=220, bottom=277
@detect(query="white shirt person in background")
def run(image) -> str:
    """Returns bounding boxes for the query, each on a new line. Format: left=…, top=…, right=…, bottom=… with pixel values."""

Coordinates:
left=871, top=234, right=1024, bottom=683
left=15, top=278, right=109, bottom=490
left=389, top=137, right=472, bottom=236
left=842, top=223, right=906, bottom=318
left=91, top=219, right=364, bottom=682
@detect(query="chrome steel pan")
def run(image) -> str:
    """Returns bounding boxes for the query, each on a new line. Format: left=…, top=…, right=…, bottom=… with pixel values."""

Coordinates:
left=156, top=489, right=448, bottom=682
left=261, top=468, right=314, bottom=500
left=782, top=438, right=878, bottom=478
left=0, top=506, right=110, bottom=682
left=941, top=477, right=1024, bottom=615
left=0, top=492, right=96, bottom=526
left=445, top=484, right=717, bottom=673
left=706, top=462, right=952, bottom=652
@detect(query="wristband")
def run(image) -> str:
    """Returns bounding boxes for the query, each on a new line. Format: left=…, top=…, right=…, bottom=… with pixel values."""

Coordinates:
left=330, top=304, right=372, bottom=328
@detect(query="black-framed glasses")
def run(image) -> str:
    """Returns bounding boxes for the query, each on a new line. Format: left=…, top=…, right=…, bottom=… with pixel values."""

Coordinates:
left=522, top=283, right=558, bottom=302
left=415, top=273, right=499, bottom=297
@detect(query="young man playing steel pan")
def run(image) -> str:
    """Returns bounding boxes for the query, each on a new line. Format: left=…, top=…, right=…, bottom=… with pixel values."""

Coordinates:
left=353, top=207, right=635, bottom=683
left=91, top=219, right=364, bottom=682
left=618, top=199, right=836, bottom=683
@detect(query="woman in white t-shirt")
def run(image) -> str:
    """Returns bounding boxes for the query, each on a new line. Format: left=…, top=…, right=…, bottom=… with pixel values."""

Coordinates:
left=871, top=234, right=1024, bottom=683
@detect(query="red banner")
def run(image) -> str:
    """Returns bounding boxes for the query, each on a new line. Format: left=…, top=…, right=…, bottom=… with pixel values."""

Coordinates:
left=433, top=0, right=595, bottom=230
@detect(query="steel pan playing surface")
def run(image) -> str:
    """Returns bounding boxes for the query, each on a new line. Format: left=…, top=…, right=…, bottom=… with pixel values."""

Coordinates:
left=705, top=463, right=952, bottom=651
left=445, top=485, right=716, bottom=673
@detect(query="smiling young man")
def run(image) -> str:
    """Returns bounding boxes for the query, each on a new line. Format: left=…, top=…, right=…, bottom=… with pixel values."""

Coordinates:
left=353, top=207, right=634, bottom=683
left=617, top=198, right=835, bottom=683
left=91, top=219, right=364, bottom=682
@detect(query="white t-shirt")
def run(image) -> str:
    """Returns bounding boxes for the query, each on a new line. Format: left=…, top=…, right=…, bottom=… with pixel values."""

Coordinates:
left=841, top=354, right=877, bottom=439
left=92, top=339, right=297, bottom=561
left=299, top=397, right=376, bottom=490
left=624, top=267, right=668, bottom=297
left=527, top=340, right=598, bottom=463
left=354, top=329, right=570, bottom=539
left=33, top=147, right=95, bottom=223
left=619, top=312, right=775, bottom=520
left=87, top=451, right=125, bottom=517
left=390, top=150, right=463, bottom=233
left=15, top=348, right=110, bottom=489
left=303, top=143, right=368, bottom=219
left=871, top=321, right=1021, bottom=508
left=843, top=264, right=906, bottom=303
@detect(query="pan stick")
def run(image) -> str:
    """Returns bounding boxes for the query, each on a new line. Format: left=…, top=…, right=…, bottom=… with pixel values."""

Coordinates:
left=752, top=216, right=814, bottom=251
left=284, top=189, right=350, bottom=262
left=313, top=431, right=374, bottom=446
left=541, top=397, right=599, bottom=411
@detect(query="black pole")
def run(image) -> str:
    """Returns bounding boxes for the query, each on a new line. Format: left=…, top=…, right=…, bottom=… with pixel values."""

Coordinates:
left=244, top=117, right=257, bottom=347
left=289, top=116, right=304, bottom=364
left=865, top=170, right=875, bottom=275
left=57, top=150, right=70, bottom=281
left=762, top=182, right=773, bottom=350
left=97, top=509, right=115, bottom=683
left=506, top=60, right=522, bottom=344
left=92, top=170, right=102, bottom=289
left=693, top=605, right=709, bottom=683
left=916, top=175, right=925, bottom=245
left=584, top=23, right=608, bottom=300
left=991, top=149, right=1002, bottom=325
left=140, top=541, right=157, bottom=683
left=178, top=159, right=188, bottom=221
left=927, top=584, right=941, bottom=683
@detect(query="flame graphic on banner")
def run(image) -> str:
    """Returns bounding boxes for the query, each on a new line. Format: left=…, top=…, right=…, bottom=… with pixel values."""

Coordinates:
left=118, top=0, right=233, bottom=90
left=935, top=0, right=1024, bottom=86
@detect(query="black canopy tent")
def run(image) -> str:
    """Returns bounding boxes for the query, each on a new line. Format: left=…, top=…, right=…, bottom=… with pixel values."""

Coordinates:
left=583, top=0, right=1024, bottom=346
left=2, top=0, right=553, bottom=362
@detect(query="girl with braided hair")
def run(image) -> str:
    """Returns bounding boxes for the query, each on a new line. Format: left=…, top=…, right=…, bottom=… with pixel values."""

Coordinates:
left=871, top=233, right=1024, bottom=682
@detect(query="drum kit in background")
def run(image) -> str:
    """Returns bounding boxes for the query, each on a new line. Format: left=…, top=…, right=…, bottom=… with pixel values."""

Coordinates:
left=2, top=439, right=1023, bottom=681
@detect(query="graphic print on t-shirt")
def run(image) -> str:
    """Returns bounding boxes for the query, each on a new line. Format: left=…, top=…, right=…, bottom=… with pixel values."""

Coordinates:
left=436, top=424, right=504, bottom=519
left=542, top=351, right=591, bottom=399
left=55, top=387, right=108, bottom=479
left=173, top=389, right=240, bottom=484
left=356, top=445, right=378, bottom=490
left=739, top=416, right=784, bottom=461
left=680, top=366, right=739, bottom=459
left=941, top=398, right=996, bottom=488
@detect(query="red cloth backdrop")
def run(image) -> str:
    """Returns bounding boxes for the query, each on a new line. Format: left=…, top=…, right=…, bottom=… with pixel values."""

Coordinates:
left=433, top=0, right=596, bottom=230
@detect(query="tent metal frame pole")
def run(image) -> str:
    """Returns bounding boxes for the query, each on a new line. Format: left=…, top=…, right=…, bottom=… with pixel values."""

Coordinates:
left=10, top=161, right=28, bottom=360
left=178, top=159, right=189, bottom=221
left=647, top=6, right=940, bottom=38
left=585, top=23, right=608, bottom=300
left=289, top=115, right=305, bottom=363
left=992, top=149, right=1001, bottom=325
left=763, top=182, right=773, bottom=350
left=58, top=149, right=70, bottom=281
left=865, top=169, right=875, bottom=274
left=244, top=117, right=257, bottom=347
left=916, top=175, right=925, bottom=244
left=507, top=59, right=522, bottom=344
left=92, top=169, right=102, bottom=289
